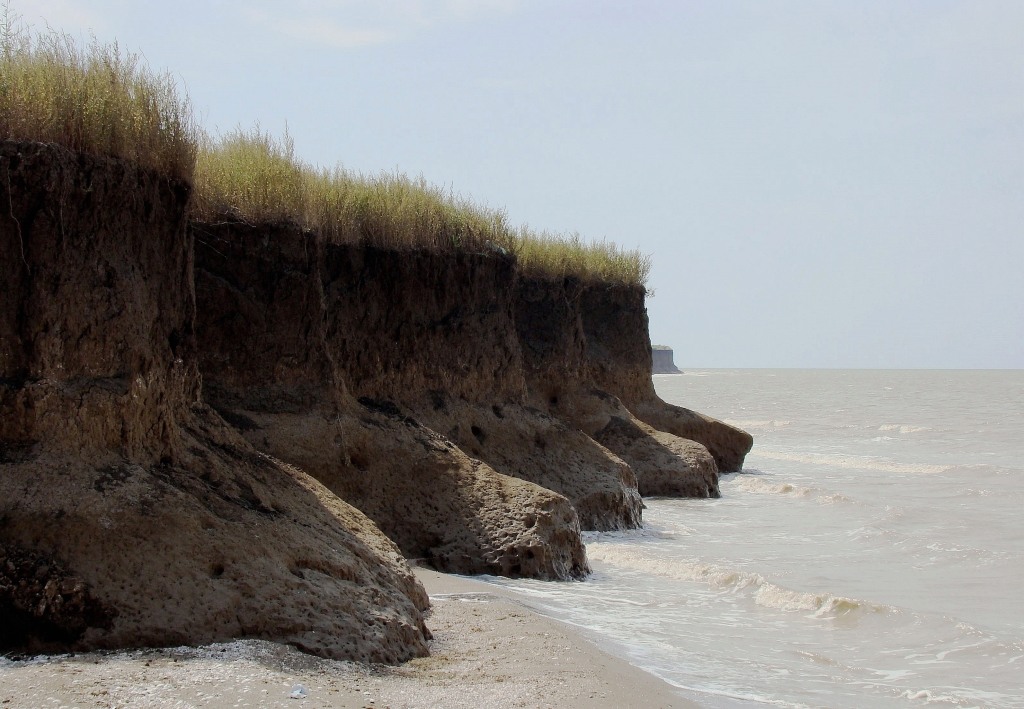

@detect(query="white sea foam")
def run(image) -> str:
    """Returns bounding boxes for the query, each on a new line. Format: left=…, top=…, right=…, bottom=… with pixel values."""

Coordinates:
left=727, top=470, right=852, bottom=503
left=900, top=688, right=974, bottom=705
left=878, top=424, right=931, bottom=434
left=734, top=475, right=812, bottom=497
left=753, top=584, right=880, bottom=618
left=817, top=492, right=854, bottom=504
left=587, top=546, right=885, bottom=620
left=752, top=448, right=953, bottom=474
left=586, top=545, right=764, bottom=591
left=583, top=522, right=694, bottom=544
left=724, top=419, right=792, bottom=431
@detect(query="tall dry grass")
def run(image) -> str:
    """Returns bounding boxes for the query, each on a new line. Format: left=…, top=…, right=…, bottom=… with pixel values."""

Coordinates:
left=0, top=7, right=649, bottom=288
left=515, top=229, right=652, bottom=287
left=0, top=9, right=196, bottom=180
left=195, top=127, right=651, bottom=286
left=193, top=126, right=511, bottom=252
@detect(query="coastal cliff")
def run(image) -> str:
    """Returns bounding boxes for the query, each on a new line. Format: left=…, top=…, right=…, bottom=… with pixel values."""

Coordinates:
left=0, top=25, right=753, bottom=669
left=1, top=140, right=752, bottom=661
left=576, top=283, right=753, bottom=473
left=515, top=277, right=724, bottom=496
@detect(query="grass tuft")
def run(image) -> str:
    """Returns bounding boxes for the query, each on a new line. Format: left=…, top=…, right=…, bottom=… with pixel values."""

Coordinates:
left=0, top=8, right=196, bottom=181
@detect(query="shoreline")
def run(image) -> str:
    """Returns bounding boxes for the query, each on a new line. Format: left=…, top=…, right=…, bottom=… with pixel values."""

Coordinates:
left=0, top=568, right=698, bottom=708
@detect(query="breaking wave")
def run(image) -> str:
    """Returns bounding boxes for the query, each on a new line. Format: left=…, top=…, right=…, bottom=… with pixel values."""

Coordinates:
left=586, top=546, right=887, bottom=620
left=734, top=475, right=812, bottom=497
left=583, top=521, right=695, bottom=544
left=724, top=470, right=852, bottom=503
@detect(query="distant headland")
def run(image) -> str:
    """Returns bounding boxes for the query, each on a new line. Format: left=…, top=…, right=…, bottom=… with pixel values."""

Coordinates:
left=652, top=345, right=683, bottom=374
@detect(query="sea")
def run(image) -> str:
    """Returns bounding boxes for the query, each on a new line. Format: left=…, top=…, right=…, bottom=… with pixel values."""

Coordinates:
left=485, top=369, right=1024, bottom=708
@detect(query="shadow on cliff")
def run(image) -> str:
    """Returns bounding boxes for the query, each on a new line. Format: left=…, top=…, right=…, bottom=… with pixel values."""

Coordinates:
left=411, top=392, right=643, bottom=531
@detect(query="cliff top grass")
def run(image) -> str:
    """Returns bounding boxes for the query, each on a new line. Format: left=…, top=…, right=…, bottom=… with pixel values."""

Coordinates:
left=193, top=127, right=511, bottom=253
left=195, top=128, right=651, bottom=287
left=0, top=19, right=649, bottom=287
left=514, top=230, right=651, bottom=288
left=0, top=13, right=196, bottom=181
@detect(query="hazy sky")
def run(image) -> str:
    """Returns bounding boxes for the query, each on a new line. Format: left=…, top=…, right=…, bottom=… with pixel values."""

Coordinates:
left=17, top=1, right=1023, bottom=368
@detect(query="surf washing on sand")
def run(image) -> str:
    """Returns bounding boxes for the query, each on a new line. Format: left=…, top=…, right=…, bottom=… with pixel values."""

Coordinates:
left=486, top=369, right=1024, bottom=708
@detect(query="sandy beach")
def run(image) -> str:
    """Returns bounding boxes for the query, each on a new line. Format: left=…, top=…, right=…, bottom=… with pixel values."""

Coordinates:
left=0, top=568, right=694, bottom=709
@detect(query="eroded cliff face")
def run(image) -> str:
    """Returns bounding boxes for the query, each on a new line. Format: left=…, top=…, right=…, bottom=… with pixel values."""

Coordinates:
left=577, top=282, right=754, bottom=473
left=194, top=223, right=591, bottom=579
left=0, top=142, right=197, bottom=462
left=515, top=276, right=725, bottom=497
left=191, top=221, right=341, bottom=415
left=193, top=221, right=744, bottom=549
left=0, top=142, right=430, bottom=661
left=322, top=244, right=526, bottom=405
left=320, top=244, right=642, bottom=533
left=579, top=283, right=656, bottom=405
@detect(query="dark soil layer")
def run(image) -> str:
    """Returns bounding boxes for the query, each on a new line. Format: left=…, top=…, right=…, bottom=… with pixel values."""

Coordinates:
left=0, top=141, right=196, bottom=461
left=322, top=242, right=526, bottom=405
